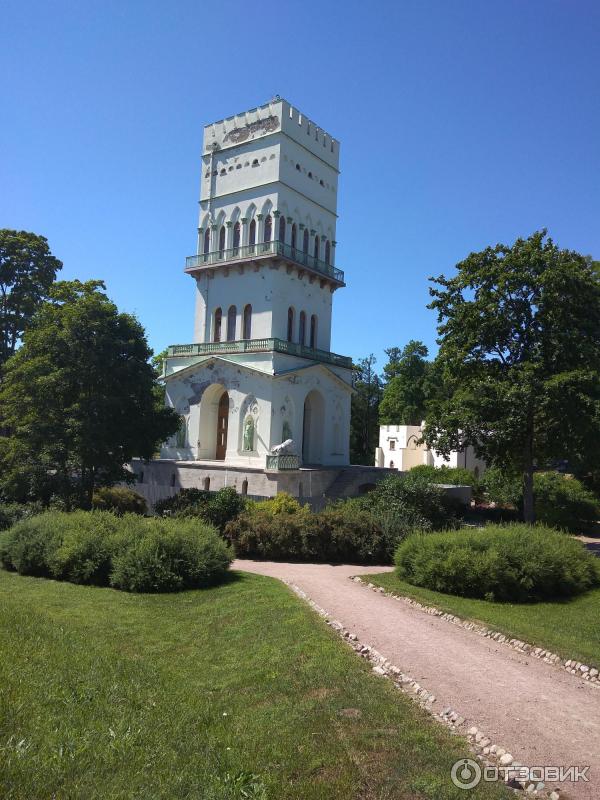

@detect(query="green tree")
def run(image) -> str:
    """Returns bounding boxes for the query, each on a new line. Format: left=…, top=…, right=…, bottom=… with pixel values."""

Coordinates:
left=0, top=230, right=62, bottom=368
left=379, top=340, right=430, bottom=425
left=424, top=230, right=600, bottom=523
left=0, top=280, right=179, bottom=508
left=350, top=354, right=383, bottom=465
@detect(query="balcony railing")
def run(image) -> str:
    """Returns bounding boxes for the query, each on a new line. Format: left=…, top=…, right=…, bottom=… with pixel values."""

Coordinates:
left=167, top=337, right=353, bottom=369
left=265, top=453, right=300, bottom=471
left=185, top=240, right=345, bottom=285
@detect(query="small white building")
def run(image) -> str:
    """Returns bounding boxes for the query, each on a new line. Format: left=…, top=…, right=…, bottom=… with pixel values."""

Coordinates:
left=374, top=424, right=486, bottom=477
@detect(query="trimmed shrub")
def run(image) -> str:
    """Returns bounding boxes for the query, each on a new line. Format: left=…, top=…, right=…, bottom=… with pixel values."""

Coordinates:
left=250, top=492, right=308, bottom=516
left=226, top=504, right=388, bottom=564
left=534, top=472, right=600, bottom=533
left=92, top=486, right=147, bottom=516
left=0, top=502, right=43, bottom=531
left=48, top=511, right=120, bottom=585
left=0, top=511, right=232, bottom=592
left=0, top=512, right=63, bottom=576
left=409, top=465, right=483, bottom=502
left=110, top=517, right=232, bottom=592
left=155, top=487, right=246, bottom=532
left=395, top=524, right=600, bottom=602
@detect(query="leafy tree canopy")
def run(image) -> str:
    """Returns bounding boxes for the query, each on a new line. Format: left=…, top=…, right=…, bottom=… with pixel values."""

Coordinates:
left=0, top=280, right=179, bottom=508
left=379, top=340, right=430, bottom=425
left=0, top=229, right=62, bottom=368
left=423, top=230, right=600, bottom=522
left=350, top=354, right=383, bottom=465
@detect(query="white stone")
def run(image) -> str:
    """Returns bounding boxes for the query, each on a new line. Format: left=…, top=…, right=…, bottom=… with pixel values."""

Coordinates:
left=499, top=753, right=513, bottom=766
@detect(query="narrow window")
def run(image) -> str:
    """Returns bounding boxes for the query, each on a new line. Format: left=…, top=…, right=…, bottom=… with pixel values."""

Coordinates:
left=218, top=225, right=226, bottom=255
left=313, top=235, right=320, bottom=260
left=241, top=479, right=248, bottom=496
left=389, top=440, right=396, bottom=450
left=203, top=477, right=210, bottom=491
left=264, top=214, right=272, bottom=243
left=324, top=239, right=331, bottom=265
left=308, top=171, right=313, bottom=179
left=310, top=314, right=317, bottom=348
left=249, top=218, right=256, bottom=250
left=299, top=311, right=306, bottom=345
left=170, top=473, right=176, bottom=487
left=291, top=224, right=297, bottom=251
left=278, top=214, right=286, bottom=242
left=203, top=228, right=210, bottom=254
left=296, top=163, right=300, bottom=170
left=287, top=307, right=294, bottom=342
left=233, top=221, right=240, bottom=253
left=243, top=304, right=252, bottom=339
left=139, top=470, right=144, bottom=483
left=227, top=305, right=236, bottom=341
left=389, top=461, right=395, bottom=469
left=214, top=307, right=222, bottom=342
left=303, top=228, right=309, bottom=253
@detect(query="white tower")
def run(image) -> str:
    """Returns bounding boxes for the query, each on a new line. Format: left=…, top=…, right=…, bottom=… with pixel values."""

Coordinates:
left=160, top=97, right=353, bottom=477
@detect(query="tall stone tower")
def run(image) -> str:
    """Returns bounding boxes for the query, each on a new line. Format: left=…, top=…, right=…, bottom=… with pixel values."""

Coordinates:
left=157, top=97, right=353, bottom=494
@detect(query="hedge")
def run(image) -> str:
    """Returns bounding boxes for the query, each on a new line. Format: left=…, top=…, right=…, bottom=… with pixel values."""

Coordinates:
left=395, top=523, right=600, bottom=602
left=0, top=511, right=232, bottom=593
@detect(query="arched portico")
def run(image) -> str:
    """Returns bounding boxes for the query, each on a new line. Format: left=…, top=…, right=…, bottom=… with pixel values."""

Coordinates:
left=302, top=389, right=325, bottom=465
left=197, top=384, right=230, bottom=460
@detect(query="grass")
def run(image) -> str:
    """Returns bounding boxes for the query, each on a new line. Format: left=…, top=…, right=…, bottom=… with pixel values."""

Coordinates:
left=0, top=569, right=511, bottom=800
left=362, top=571, right=600, bottom=668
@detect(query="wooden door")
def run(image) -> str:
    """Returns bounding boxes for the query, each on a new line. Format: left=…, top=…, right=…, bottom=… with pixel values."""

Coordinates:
left=216, top=391, right=229, bottom=460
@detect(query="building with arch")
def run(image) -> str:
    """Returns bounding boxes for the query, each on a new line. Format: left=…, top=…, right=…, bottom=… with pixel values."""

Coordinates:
left=134, top=98, right=363, bottom=501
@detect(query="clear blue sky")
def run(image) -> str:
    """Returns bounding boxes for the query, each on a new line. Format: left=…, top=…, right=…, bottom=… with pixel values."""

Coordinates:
left=2, top=0, right=599, bottom=370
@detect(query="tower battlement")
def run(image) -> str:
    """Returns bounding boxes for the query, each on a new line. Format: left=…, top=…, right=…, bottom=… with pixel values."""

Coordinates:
left=203, top=97, right=339, bottom=171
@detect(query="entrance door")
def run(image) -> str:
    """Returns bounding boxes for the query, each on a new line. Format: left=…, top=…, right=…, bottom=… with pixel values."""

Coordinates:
left=216, top=391, right=229, bottom=460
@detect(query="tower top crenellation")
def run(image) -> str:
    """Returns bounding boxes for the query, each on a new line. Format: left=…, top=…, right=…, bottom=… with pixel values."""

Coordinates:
left=202, top=97, right=339, bottom=170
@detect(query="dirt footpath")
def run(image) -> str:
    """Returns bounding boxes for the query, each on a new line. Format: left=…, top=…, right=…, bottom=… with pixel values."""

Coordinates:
left=234, top=560, right=600, bottom=800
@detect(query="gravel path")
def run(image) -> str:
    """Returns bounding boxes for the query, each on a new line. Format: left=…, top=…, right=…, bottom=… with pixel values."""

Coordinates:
left=234, top=560, right=600, bottom=800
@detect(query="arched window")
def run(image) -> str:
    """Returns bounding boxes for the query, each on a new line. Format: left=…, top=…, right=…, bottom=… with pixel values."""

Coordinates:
left=291, top=224, right=297, bottom=251
left=218, top=225, right=226, bottom=256
left=299, top=311, right=306, bottom=345
left=243, top=304, right=252, bottom=339
left=227, top=305, right=237, bottom=341
left=313, top=235, right=320, bottom=260
left=278, top=215, right=286, bottom=242
left=214, top=308, right=222, bottom=342
left=203, top=228, right=210, bottom=254
left=203, top=477, right=210, bottom=491
left=264, top=214, right=272, bottom=243
left=310, top=314, right=317, bottom=349
left=249, top=218, right=256, bottom=252
left=389, top=461, right=395, bottom=469
left=241, top=479, right=248, bottom=496
left=171, top=473, right=176, bottom=487
left=233, top=221, right=240, bottom=253
left=287, top=307, right=294, bottom=342
left=324, top=239, right=331, bottom=265
left=303, top=228, right=309, bottom=253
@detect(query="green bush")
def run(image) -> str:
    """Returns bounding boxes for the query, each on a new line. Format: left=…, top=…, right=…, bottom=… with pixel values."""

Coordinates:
left=481, top=466, right=522, bottom=508
left=250, top=492, right=308, bottom=516
left=110, top=517, right=232, bottom=592
left=533, top=472, right=600, bottom=532
left=395, top=524, right=600, bottom=602
left=409, top=465, right=483, bottom=501
left=226, top=503, right=389, bottom=564
left=0, top=511, right=232, bottom=592
left=92, top=486, right=147, bottom=516
left=48, top=511, right=120, bottom=585
left=0, top=502, right=43, bottom=531
left=155, top=486, right=246, bottom=532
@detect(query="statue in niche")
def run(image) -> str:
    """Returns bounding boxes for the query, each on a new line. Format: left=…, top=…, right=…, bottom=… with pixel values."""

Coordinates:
left=282, top=420, right=292, bottom=441
left=243, top=416, right=255, bottom=451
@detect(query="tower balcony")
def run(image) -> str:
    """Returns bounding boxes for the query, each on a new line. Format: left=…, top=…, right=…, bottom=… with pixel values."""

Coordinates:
left=166, top=337, right=353, bottom=370
left=184, top=241, right=345, bottom=286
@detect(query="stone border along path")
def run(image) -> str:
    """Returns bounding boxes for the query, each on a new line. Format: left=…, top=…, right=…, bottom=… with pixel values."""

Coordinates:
left=354, top=577, right=600, bottom=683
left=234, top=560, right=600, bottom=800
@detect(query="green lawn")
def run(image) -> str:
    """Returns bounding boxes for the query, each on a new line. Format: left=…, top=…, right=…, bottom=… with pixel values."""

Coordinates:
left=0, top=570, right=510, bottom=800
left=362, top=571, right=600, bottom=668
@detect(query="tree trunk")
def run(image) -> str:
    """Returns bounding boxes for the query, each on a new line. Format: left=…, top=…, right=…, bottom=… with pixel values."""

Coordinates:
left=522, top=430, right=535, bottom=524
